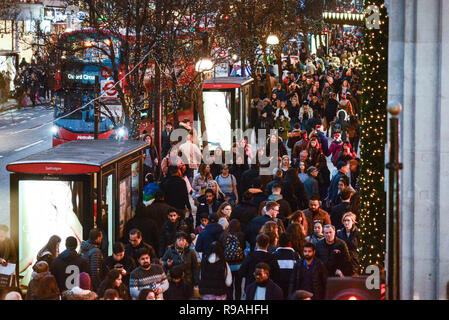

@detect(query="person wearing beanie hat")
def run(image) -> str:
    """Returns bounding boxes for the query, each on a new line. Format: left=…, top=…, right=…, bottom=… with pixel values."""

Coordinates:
left=79, top=272, right=91, bottom=290
left=50, top=236, right=90, bottom=292
left=63, top=272, right=98, bottom=300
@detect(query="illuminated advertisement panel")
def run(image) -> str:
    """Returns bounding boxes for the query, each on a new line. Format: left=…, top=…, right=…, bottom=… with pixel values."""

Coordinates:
left=18, top=180, right=84, bottom=287
left=203, top=91, right=232, bottom=151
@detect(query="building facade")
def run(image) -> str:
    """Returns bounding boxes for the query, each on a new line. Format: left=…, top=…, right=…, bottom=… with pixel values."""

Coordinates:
left=388, top=0, right=449, bottom=299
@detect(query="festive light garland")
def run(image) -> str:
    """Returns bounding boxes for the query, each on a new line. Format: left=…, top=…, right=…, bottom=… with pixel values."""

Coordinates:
left=359, top=0, right=388, bottom=271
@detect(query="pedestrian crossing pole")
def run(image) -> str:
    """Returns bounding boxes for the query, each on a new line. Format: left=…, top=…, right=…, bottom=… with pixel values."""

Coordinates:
left=386, top=101, right=402, bottom=300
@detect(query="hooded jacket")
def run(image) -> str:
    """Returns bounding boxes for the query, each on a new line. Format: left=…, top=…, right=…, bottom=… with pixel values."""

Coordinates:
left=195, top=223, right=224, bottom=255
left=80, top=240, right=103, bottom=291
left=50, top=249, right=90, bottom=292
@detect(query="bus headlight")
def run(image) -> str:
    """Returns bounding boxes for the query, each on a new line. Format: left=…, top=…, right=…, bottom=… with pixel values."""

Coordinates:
left=117, top=127, right=126, bottom=137
left=51, top=126, right=58, bottom=135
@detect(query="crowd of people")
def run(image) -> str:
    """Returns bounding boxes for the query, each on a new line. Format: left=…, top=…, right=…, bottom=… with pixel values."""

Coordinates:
left=0, top=26, right=368, bottom=301
left=14, top=57, right=55, bottom=108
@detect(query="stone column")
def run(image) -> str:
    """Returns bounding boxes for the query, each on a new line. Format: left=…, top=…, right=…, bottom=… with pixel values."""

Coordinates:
left=388, top=0, right=449, bottom=299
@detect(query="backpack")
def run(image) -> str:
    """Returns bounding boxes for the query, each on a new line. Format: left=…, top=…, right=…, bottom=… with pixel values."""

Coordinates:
left=223, top=234, right=244, bottom=263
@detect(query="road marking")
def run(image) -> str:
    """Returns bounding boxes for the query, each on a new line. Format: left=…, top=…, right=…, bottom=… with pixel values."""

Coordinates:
left=0, top=156, right=3, bottom=158
left=14, top=140, right=44, bottom=152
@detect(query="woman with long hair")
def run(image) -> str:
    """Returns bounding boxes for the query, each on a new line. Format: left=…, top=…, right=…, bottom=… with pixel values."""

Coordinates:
left=97, top=269, right=130, bottom=300
left=36, top=235, right=61, bottom=268
left=286, top=223, right=306, bottom=258
left=287, top=210, right=308, bottom=237
left=305, top=220, right=324, bottom=245
left=265, top=133, right=288, bottom=160
left=192, top=163, right=213, bottom=203
left=336, top=212, right=359, bottom=275
left=199, top=241, right=232, bottom=300
left=206, top=180, right=226, bottom=203
left=280, top=155, right=290, bottom=174
left=216, top=202, right=232, bottom=230
left=306, top=135, right=322, bottom=168
left=143, top=134, right=159, bottom=177
left=220, top=219, right=245, bottom=300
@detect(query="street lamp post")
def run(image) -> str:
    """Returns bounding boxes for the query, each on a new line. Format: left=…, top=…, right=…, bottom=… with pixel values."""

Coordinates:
left=386, top=101, right=403, bottom=300
left=266, top=34, right=281, bottom=83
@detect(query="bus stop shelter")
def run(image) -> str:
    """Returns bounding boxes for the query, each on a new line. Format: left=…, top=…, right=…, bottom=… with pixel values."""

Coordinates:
left=6, top=139, right=147, bottom=288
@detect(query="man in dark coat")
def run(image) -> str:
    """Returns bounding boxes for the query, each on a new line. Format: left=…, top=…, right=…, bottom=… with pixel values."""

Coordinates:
left=240, top=164, right=260, bottom=195
left=50, top=236, right=90, bottom=292
left=100, top=242, right=136, bottom=286
left=161, top=122, right=173, bottom=158
left=160, top=165, right=191, bottom=212
left=79, top=228, right=103, bottom=291
left=245, top=262, right=283, bottom=300
left=289, top=242, right=327, bottom=300
left=239, top=234, right=280, bottom=289
left=124, top=229, right=158, bottom=264
left=324, top=93, right=339, bottom=136
left=124, top=203, right=160, bottom=254
left=330, top=188, right=352, bottom=230
left=246, top=201, right=284, bottom=250
left=230, top=191, right=258, bottom=234
left=266, top=183, right=292, bottom=227
left=143, top=191, right=173, bottom=231
left=315, top=225, right=353, bottom=277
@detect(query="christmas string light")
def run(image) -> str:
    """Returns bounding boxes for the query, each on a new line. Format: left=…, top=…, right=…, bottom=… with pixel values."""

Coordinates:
left=359, top=0, right=388, bottom=268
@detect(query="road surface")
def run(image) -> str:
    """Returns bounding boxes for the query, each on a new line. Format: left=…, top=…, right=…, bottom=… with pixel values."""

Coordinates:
left=0, top=105, right=53, bottom=227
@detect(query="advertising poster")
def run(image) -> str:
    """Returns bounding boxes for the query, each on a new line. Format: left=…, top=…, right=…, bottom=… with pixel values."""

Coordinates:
left=18, top=180, right=83, bottom=286
left=203, top=91, right=232, bottom=151
left=119, top=176, right=131, bottom=239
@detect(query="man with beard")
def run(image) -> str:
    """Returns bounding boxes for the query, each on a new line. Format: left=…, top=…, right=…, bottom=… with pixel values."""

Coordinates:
left=129, top=248, right=169, bottom=300
left=289, top=242, right=327, bottom=300
left=303, top=196, right=331, bottom=237
left=244, top=262, right=283, bottom=300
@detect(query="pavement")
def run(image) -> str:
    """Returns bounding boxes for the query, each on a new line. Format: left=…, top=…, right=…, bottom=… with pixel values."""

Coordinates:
left=0, top=103, right=54, bottom=227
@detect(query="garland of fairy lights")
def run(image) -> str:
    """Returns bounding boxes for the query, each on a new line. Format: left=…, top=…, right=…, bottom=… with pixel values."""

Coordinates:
left=359, top=0, right=388, bottom=271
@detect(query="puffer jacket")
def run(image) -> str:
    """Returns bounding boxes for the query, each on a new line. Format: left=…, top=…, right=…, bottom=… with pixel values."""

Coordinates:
left=63, top=286, right=98, bottom=300
left=80, top=240, right=103, bottom=291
